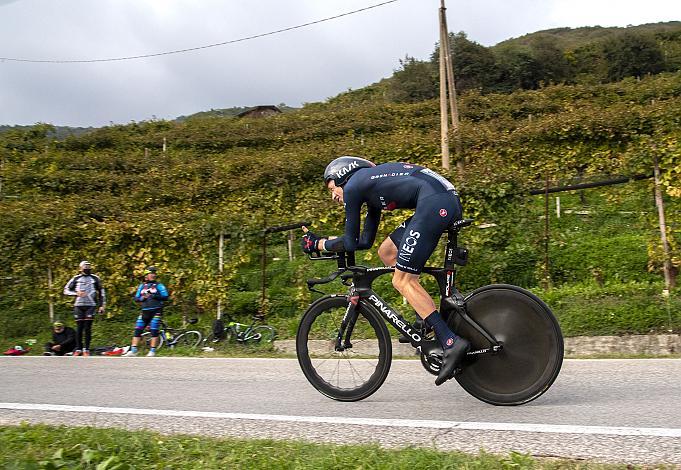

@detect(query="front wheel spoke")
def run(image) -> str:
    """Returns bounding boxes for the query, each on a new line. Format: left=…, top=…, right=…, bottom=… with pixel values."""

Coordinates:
left=343, top=358, right=367, bottom=386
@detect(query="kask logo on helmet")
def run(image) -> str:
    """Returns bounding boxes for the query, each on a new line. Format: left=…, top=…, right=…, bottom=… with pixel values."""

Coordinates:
left=334, top=161, right=360, bottom=180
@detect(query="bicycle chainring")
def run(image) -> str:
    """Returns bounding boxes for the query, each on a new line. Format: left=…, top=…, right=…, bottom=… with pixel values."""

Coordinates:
left=420, top=352, right=442, bottom=376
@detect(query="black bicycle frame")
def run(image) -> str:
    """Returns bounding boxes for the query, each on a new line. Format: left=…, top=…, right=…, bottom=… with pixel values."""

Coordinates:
left=309, top=223, right=502, bottom=357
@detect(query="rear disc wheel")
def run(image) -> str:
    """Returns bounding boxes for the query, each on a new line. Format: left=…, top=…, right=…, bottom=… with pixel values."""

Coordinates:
left=451, top=284, right=563, bottom=405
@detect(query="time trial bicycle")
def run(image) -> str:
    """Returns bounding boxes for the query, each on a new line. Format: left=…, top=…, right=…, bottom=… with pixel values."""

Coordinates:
left=206, top=313, right=277, bottom=345
left=296, top=219, right=564, bottom=404
left=139, top=318, right=203, bottom=351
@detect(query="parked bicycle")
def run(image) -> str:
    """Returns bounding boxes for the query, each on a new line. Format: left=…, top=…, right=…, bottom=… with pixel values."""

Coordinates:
left=296, top=218, right=564, bottom=404
left=139, top=318, right=203, bottom=352
left=206, top=313, right=276, bottom=345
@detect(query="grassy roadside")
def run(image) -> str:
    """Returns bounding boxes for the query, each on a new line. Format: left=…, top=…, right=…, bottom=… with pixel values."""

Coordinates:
left=0, top=424, right=633, bottom=470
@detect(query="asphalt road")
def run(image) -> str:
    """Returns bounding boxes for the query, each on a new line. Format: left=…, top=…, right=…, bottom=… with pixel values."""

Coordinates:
left=0, top=357, right=679, bottom=465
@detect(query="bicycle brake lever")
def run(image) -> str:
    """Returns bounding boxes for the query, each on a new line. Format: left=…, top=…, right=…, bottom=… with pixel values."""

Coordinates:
left=308, top=252, right=339, bottom=261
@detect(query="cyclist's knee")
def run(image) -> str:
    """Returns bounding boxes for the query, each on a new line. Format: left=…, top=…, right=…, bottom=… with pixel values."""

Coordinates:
left=392, top=270, right=419, bottom=293
left=378, top=238, right=397, bottom=266
left=149, top=317, right=161, bottom=337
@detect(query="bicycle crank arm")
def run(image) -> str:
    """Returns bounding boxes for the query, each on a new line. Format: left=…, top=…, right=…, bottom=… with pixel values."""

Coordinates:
left=467, top=344, right=503, bottom=356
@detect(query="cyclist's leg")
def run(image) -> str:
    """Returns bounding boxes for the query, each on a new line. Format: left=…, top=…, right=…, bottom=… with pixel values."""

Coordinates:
left=73, top=306, right=87, bottom=355
left=392, top=193, right=458, bottom=312
left=82, top=306, right=95, bottom=354
left=383, top=216, right=429, bottom=337
left=148, top=310, right=162, bottom=349
left=392, top=192, right=469, bottom=385
left=131, top=312, right=151, bottom=345
left=378, top=237, right=397, bottom=266
left=126, top=311, right=153, bottom=355
left=379, top=216, right=412, bottom=266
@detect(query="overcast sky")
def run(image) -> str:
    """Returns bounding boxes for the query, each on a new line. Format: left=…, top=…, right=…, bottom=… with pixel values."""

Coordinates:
left=1, top=0, right=679, bottom=127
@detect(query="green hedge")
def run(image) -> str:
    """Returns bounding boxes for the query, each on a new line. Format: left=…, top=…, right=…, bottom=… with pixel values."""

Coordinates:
left=539, top=282, right=681, bottom=336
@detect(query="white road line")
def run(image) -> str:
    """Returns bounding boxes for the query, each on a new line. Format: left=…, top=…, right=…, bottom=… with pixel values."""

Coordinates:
left=1, top=402, right=680, bottom=438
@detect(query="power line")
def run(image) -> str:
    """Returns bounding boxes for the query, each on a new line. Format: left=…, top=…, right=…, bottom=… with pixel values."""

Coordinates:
left=0, top=1, right=398, bottom=64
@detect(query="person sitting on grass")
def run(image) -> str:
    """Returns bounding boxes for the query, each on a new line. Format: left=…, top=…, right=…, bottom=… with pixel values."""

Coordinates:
left=43, top=321, right=76, bottom=356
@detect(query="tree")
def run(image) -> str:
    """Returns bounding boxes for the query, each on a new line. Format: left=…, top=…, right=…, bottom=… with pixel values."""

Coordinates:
left=603, top=31, right=665, bottom=81
left=431, top=32, right=498, bottom=92
left=492, top=45, right=543, bottom=92
left=528, top=35, right=573, bottom=84
left=388, top=56, right=438, bottom=103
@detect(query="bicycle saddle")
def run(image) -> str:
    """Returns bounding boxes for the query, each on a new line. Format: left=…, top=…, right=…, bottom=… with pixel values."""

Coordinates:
left=448, top=218, right=474, bottom=231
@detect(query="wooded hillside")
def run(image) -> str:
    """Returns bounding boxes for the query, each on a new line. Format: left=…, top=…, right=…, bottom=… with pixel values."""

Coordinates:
left=1, top=24, right=680, bottom=343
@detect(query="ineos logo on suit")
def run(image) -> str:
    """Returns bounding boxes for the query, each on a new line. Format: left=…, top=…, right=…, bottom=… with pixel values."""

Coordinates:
left=399, top=230, right=421, bottom=261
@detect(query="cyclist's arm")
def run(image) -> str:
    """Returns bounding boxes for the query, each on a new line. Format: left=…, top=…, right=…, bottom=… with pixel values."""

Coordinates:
left=154, top=283, right=169, bottom=301
left=356, top=205, right=381, bottom=250
left=134, top=284, right=144, bottom=301
left=63, top=276, right=78, bottom=296
left=94, top=275, right=106, bottom=308
left=323, top=196, right=380, bottom=252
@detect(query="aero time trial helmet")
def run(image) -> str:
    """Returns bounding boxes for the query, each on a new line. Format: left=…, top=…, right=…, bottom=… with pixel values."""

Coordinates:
left=323, top=156, right=375, bottom=187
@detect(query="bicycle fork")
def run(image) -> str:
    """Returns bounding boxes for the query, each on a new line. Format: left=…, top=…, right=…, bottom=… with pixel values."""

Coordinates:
left=335, top=293, right=360, bottom=352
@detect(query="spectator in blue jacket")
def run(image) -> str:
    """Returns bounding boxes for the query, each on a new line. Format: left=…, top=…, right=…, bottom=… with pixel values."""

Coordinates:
left=123, top=266, right=169, bottom=357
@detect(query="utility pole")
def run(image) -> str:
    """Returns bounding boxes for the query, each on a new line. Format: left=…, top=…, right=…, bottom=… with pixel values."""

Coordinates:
left=653, top=156, right=675, bottom=291
left=439, top=0, right=462, bottom=171
left=543, top=173, right=551, bottom=290
left=438, top=8, right=450, bottom=171
left=47, top=267, right=54, bottom=323
left=261, top=218, right=268, bottom=317
left=217, top=232, right=224, bottom=319
left=0, top=152, right=4, bottom=197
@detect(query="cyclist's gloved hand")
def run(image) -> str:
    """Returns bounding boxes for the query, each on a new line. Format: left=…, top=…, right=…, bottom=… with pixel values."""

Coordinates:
left=301, top=231, right=322, bottom=254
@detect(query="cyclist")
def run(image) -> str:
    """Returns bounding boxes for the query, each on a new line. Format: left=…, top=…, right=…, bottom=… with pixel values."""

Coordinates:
left=302, top=156, right=470, bottom=386
left=63, top=260, right=106, bottom=357
left=123, top=266, right=169, bottom=357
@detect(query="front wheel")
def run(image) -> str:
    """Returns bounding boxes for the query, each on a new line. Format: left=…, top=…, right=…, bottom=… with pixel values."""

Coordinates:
left=296, top=295, right=392, bottom=402
left=171, top=330, right=203, bottom=349
left=139, top=331, right=165, bottom=351
left=243, top=326, right=276, bottom=344
left=451, top=284, right=564, bottom=406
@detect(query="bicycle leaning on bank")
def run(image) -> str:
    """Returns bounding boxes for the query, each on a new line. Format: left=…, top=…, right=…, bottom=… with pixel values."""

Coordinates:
left=206, top=313, right=277, bottom=345
left=296, top=218, right=564, bottom=404
left=139, top=318, right=203, bottom=352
